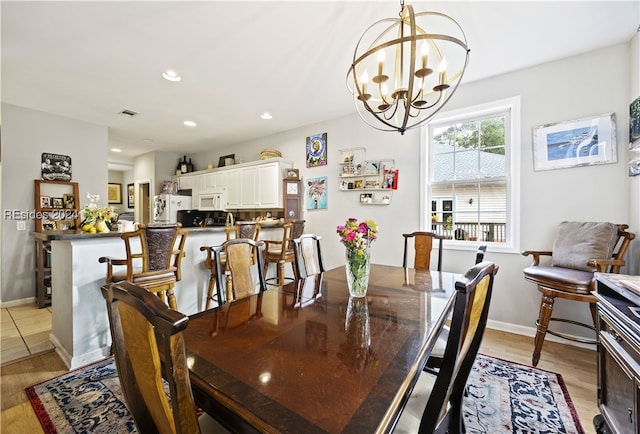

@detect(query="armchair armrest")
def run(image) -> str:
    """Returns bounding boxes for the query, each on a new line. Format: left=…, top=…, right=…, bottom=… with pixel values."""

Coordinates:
left=98, top=256, right=128, bottom=282
left=587, top=258, right=626, bottom=272
left=521, top=250, right=552, bottom=266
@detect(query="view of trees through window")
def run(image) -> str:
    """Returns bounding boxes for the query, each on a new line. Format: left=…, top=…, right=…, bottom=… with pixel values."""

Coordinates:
left=429, top=112, right=509, bottom=243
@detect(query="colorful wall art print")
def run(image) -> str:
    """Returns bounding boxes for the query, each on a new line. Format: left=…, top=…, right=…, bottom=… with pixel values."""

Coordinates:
left=629, top=96, right=640, bottom=176
left=306, top=176, right=327, bottom=210
left=306, top=133, right=327, bottom=167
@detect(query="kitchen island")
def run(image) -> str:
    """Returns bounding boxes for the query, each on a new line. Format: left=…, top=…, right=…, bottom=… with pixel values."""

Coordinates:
left=35, top=224, right=286, bottom=369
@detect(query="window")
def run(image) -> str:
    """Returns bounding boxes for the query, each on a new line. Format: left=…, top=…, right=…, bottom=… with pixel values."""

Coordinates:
left=422, top=97, right=520, bottom=252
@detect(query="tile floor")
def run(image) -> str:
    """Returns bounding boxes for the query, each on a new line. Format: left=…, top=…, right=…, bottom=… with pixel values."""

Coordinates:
left=1, top=304, right=54, bottom=365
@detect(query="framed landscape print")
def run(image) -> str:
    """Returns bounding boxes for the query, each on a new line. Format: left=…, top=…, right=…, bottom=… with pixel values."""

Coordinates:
left=533, top=113, right=616, bottom=171
left=108, top=183, right=122, bottom=204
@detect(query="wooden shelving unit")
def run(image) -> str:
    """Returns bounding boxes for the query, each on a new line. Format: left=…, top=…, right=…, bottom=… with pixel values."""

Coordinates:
left=33, top=179, right=81, bottom=307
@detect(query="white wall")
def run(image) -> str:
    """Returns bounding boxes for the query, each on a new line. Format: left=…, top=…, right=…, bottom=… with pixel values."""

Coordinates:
left=1, top=104, right=108, bottom=303
left=194, top=42, right=636, bottom=339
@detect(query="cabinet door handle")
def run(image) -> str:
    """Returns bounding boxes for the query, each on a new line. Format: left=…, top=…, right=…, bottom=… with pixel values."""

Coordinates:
left=629, top=408, right=633, bottom=424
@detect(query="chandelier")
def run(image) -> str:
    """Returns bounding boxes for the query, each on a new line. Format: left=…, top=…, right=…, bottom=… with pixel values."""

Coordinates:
left=347, top=1, right=470, bottom=134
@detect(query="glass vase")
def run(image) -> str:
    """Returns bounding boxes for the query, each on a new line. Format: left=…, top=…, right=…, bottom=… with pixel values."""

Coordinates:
left=345, top=247, right=370, bottom=297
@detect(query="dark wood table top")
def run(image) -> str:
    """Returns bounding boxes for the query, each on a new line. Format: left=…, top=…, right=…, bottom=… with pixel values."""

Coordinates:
left=184, top=264, right=459, bottom=434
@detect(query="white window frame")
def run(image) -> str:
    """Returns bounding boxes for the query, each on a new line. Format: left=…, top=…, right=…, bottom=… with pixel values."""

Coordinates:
left=420, top=96, right=521, bottom=254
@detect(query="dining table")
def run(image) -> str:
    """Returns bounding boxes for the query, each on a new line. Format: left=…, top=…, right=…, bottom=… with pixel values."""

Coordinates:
left=183, top=264, right=461, bottom=434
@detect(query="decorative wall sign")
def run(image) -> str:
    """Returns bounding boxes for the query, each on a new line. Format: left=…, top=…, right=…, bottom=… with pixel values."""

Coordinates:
left=41, top=153, right=72, bottom=181
left=306, top=133, right=327, bottom=167
left=306, top=176, right=327, bottom=210
left=532, top=113, right=616, bottom=171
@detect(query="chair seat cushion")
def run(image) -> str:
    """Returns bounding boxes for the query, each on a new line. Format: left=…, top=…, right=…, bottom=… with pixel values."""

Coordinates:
left=523, top=265, right=594, bottom=288
left=112, top=269, right=176, bottom=284
left=551, top=221, right=618, bottom=271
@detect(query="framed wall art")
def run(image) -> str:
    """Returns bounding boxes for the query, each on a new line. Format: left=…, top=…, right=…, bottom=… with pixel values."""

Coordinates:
left=306, top=133, right=327, bottom=167
left=108, top=183, right=122, bottom=204
left=306, top=176, right=327, bottom=210
left=127, top=183, right=135, bottom=208
left=532, top=113, right=616, bottom=171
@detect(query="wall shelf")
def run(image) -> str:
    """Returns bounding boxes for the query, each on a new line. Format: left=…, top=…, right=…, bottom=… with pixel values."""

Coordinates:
left=338, top=148, right=397, bottom=204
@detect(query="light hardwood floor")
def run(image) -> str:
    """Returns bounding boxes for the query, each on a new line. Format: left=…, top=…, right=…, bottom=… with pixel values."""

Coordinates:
left=0, top=327, right=597, bottom=433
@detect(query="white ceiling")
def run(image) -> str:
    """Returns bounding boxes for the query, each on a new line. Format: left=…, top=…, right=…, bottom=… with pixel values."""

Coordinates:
left=2, top=1, right=638, bottom=164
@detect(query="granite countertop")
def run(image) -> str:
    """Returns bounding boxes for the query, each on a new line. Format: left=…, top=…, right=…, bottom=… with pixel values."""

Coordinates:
left=31, top=225, right=229, bottom=241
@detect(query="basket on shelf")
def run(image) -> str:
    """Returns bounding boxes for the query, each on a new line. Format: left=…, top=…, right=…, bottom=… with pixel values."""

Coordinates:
left=260, top=149, right=282, bottom=159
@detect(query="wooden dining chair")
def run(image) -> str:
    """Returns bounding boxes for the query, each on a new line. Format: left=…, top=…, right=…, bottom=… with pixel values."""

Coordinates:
left=402, top=231, right=446, bottom=271
left=425, top=244, right=489, bottom=372
left=393, top=260, right=498, bottom=434
left=200, top=222, right=262, bottom=310
left=100, top=281, right=230, bottom=434
left=263, top=220, right=305, bottom=286
left=292, top=233, right=325, bottom=279
left=98, top=223, right=188, bottom=310
left=211, top=238, right=267, bottom=304
left=522, top=221, right=634, bottom=366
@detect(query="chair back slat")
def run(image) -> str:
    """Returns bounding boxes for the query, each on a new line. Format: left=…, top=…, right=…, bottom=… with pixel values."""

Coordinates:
left=292, top=234, right=325, bottom=279
left=403, top=232, right=445, bottom=271
left=101, top=281, right=200, bottom=434
left=416, top=261, right=497, bottom=433
left=212, top=238, right=267, bottom=304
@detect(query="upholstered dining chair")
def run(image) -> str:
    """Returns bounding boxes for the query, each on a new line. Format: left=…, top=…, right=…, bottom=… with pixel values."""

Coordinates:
left=201, top=222, right=262, bottom=310
left=211, top=238, right=267, bottom=304
left=522, top=221, right=635, bottom=366
left=101, top=281, right=230, bottom=433
left=263, top=220, right=305, bottom=286
left=402, top=231, right=446, bottom=271
left=98, top=223, right=188, bottom=310
left=394, top=260, right=498, bottom=434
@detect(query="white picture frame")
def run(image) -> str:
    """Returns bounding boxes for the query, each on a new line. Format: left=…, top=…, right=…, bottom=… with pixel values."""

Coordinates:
left=532, top=113, right=616, bottom=171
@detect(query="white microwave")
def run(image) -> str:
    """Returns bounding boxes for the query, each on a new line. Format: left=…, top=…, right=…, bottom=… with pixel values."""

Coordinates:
left=198, top=191, right=226, bottom=211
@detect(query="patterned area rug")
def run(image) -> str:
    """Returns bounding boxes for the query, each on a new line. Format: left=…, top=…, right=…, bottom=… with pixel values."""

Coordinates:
left=463, top=354, right=585, bottom=434
left=26, top=354, right=584, bottom=433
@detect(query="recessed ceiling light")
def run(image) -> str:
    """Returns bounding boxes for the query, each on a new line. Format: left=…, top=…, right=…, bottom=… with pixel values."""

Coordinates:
left=183, top=120, right=196, bottom=127
left=260, top=112, right=272, bottom=120
left=162, top=69, right=181, bottom=82
left=111, top=148, right=122, bottom=153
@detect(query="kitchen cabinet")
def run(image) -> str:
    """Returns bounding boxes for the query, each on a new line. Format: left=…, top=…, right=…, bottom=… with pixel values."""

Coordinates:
left=225, top=160, right=291, bottom=209
left=199, top=171, right=226, bottom=193
left=175, top=174, right=196, bottom=191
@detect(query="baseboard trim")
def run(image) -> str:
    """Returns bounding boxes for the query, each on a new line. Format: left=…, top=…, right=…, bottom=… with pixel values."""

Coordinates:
left=486, top=319, right=596, bottom=351
left=0, top=297, right=37, bottom=308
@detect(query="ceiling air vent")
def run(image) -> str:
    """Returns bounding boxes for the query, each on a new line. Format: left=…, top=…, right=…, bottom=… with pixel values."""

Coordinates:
left=118, top=109, right=138, bottom=118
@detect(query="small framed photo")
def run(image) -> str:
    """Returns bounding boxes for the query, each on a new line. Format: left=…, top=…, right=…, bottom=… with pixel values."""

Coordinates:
left=52, top=197, right=64, bottom=208
left=108, top=183, right=122, bottom=204
left=353, top=179, right=364, bottom=189
left=360, top=193, right=373, bottom=204
left=127, top=183, right=134, bottom=208
left=533, top=113, right=617, bottom=171
left=43, top=220, right=57, bottom=231
left=63, top=194, right=75, bottom=209
left=284, top=168, right=300, bottom=179
left=40, top=196, right=51, bottom=208
left=218, top=154, right=235, bottom=167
